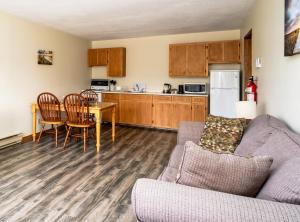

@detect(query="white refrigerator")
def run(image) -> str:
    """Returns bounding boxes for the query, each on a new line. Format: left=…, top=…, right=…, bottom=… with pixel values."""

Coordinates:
left=210, top=70, right=240, bottom=118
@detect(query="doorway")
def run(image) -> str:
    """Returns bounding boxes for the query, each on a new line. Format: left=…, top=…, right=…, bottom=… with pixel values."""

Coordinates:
left=243, top=30, right=252, bottom=100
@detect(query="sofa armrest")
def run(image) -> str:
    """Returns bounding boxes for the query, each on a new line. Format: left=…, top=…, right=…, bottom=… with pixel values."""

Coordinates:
left=177, top=121, right=205, bottom=145
left=132, top=178, right=300, bottom=222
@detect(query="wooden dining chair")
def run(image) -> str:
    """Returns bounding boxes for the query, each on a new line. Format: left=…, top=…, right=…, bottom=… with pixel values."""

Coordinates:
left=80, top=89, right=98, bottom=103
left=37, top=92, right=64, bottom=147
left=63, top=94, right=95, bottom=151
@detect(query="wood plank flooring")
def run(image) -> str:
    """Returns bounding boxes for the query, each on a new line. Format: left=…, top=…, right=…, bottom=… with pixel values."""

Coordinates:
left=0, top=125, right=177, bottom=222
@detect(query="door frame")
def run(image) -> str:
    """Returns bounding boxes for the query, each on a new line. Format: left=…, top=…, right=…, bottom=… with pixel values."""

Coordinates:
left=243, top=29, right=252, bottom=100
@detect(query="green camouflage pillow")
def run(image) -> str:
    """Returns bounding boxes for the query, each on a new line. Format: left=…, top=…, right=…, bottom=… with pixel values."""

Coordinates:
left=199, top=115, right=247, bottom=153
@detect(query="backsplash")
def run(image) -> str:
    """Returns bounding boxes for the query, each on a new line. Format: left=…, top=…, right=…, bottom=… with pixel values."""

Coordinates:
left=91, top=64, right=240, bottom=92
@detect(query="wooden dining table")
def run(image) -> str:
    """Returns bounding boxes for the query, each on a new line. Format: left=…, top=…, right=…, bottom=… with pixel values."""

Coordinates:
left=31, top=102, right=116, bottom=152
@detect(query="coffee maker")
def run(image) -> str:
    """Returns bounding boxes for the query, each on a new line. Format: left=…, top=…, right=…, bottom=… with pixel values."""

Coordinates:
left=163, top=83, right=171, bottom=94
left=178, top=85, right=184, bottom=94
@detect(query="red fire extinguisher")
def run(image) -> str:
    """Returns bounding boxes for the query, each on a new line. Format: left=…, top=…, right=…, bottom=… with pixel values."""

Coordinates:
left=245, top=76, right=257, bottom=103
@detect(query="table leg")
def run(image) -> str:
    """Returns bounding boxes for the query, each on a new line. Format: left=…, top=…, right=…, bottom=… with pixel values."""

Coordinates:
left=112, top=106, right=116, bottom=142
left=95, top=111, right=101, bottom=153
left=32, top=104, right=37, bottom=141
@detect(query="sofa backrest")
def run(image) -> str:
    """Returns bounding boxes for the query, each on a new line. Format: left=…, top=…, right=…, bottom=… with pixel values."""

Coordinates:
left=234, top=115, right=288, bottom=156
left=253, top=129, right=300, bottom=203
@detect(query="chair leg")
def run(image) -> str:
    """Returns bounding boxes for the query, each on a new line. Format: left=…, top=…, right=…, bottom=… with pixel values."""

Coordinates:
left=55, top=125, right=58, bottom=148
left=37, top=124, right=45, bottom=144
left=63, top=126, right=72, bottom=148
left=83, top=128, right=87, bottom=152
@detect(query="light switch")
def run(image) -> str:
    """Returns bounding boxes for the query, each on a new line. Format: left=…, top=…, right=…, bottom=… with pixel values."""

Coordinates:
left=255, top=58, right=262, bottom=68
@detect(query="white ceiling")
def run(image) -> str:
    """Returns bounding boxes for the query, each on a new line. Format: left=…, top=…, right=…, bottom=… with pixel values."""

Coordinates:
left=0, top=0, right=255, bottom=40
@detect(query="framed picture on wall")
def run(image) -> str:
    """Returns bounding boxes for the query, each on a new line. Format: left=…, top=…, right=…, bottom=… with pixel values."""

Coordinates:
left=37, top=50, right=53, bottom=65
left=285, top=0, right=300, bottom=56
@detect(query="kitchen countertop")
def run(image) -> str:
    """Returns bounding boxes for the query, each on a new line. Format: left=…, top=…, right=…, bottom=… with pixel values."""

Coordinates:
left=102, top=91, right=208, bottom=97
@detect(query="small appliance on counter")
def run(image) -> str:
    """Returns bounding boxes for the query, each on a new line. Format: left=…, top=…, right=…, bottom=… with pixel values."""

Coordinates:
left=178, top=85, right=184, bottom=94
left=184, top=83, right=207, bottom=94
left=109, top=80, right=117, bottom=91
left=163, top=83, right=171, bottom=94
left=90, top=79, right=109, bottom=102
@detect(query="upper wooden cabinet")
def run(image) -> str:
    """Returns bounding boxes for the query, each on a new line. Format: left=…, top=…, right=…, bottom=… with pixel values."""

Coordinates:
left=88, top=48, right=108, bottom=67
left=186, top=43, right=207, bottom=77
left=169, top=44, right=187, bottom=76
left=88, top=49, right=98, bottom=67
left=97, top=48, right=108, bottom=66
left=169, top=43, right=208, bottom=77
left=88, top=47, right=126, bottom=77
left=107, top=48, right=126, bottom=77
left=207, top=40, right=240, bottom=63
left=223, top=40, right=240, bottom=63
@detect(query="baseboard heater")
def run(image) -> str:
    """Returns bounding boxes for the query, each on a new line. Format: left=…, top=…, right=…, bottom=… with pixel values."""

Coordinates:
left=0, top=133, right=23, bottom=149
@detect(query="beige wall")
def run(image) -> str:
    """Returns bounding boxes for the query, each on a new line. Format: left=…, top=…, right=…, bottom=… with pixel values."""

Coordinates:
left=91, top=30, right=241, bottom=92
left=241, top=0, right=300, bottom=132
left=0, top=11, right=90, bottom=138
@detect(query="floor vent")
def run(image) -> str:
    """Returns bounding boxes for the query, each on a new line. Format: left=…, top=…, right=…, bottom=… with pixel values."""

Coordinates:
left=0, top=134, right=23, bottom=149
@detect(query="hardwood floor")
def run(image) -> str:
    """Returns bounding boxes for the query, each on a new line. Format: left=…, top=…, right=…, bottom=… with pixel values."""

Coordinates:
left=0, top=125, right=177, bottom=222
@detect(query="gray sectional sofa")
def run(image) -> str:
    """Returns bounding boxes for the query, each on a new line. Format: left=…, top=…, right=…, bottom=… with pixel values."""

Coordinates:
left=132, top=115, right=300, bottom=221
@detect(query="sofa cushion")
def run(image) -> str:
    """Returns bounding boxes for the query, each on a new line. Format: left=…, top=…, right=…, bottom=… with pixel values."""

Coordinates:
left=255, top=157, right=300, bottom=204
left=158, top=167, right=178, bottom=182
left=176, top=141, right=273, bottom=197
left=199, top=115, right=247, bottom=153
left=253, top=130, right=300, bottom=201
left=235, top=115, right=288, bottom=156
left=177, top=121, right=205, bottom=145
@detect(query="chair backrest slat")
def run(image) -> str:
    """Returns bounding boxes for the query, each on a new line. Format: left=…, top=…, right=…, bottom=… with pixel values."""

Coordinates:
left=80, top=89, right=98, bottom=104
left=37, top=92, right=61, bottom=122
left=64, top=94, right=90, bottom=125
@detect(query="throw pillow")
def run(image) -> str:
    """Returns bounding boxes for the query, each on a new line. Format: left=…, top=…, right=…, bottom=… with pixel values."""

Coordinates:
left=199, top=115, right=247, bottom=153
left=176, top=141, right=273, bottom=197
left=256, top=157, right=300, bottom=204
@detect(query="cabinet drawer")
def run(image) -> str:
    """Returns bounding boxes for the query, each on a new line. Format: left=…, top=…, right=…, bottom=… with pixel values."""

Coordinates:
left=102, top=93, right=120, bottom=100
left=153, top=95, right=172, bottom=102
left=120, top=94, right=152, bottom=101
left=172, top=96, right=192, bottom=103
left=192, top=97, right=207, bottom=104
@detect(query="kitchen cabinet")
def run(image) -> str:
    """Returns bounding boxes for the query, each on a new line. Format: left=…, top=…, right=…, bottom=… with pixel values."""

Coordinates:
left=224, top=40, right=240, bottom=63
left=152, top=96, right=173, bottom=128
left=169, top=44, right=187, bottom=76
left=87, top=48, right=108, bottom=67
left=88, top=49, right=98, bottom=67
left=97, top=48, right=108, bottom=66
left=102, top=93, right=120, bottom=123
left=169, top=43, right=207, bottom=77
left=186, top=43, right=207, bottom=77
left=102, top=92, right=208, bottom=129
left=192, top=97, right=208, bottom=122
left=119, top=94, right=152, bottom=125
left=108, top=48, right=126, bottom=77
left=172, top=96, right=192, bottom=128
left=207, top=40, right=240, bottom=63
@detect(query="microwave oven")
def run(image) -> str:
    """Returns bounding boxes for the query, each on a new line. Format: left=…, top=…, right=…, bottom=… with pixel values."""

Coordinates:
left=183, top=83, right=207, bottom=94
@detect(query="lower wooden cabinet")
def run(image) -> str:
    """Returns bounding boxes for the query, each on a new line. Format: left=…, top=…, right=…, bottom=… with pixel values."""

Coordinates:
left=172, top=96, right=192, bottom=128
left=191, top=97, right=208, bottom=122
left=102, top=93, right=120, bottom=122
left=152, top=96, right=173, bottom=128
left=102, top=93, right=208, bottom=129
left=119, top=94, right=152, bottom=126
